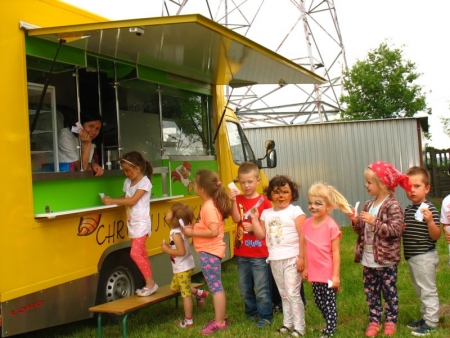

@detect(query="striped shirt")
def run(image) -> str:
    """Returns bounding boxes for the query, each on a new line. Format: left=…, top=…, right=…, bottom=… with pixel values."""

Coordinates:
left=403, top=201, right=440, bottom=260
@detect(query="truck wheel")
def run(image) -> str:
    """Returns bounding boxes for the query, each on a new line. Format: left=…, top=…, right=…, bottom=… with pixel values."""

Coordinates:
left=96, top=251, right=144, bottom=304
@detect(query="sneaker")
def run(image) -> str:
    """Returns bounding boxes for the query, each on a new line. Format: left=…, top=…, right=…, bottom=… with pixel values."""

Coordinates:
left=256, top=319, right=272, bottom=328
left=203, top=317, right=229, bottom=328
left=136, top=283, right=158, bottom=297
left=178, top=319, right=193, bottom=328
left=411, top=323, right=437, bottom=337
left=276, top=326, right=293, bottom=335
left=384, top=322, right=396, bottom=336
left=365, top=322, right=382, bottom=337
left=407, top=319, right=425, bottom=330
left=200, top=319, right=228, bottom=335
left=196, top=290, right=209, bottom=307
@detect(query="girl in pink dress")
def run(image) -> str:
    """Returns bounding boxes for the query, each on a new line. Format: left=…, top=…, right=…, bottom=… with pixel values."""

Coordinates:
left=299, top=182, right=351, bottom=338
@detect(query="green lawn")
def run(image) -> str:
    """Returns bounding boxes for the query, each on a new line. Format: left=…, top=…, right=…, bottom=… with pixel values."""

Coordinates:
left=16, top=226, right=450, bottom=338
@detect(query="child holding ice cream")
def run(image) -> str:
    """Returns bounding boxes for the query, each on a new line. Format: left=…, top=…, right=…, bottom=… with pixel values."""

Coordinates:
left=403, top=166, right=441, bottom=336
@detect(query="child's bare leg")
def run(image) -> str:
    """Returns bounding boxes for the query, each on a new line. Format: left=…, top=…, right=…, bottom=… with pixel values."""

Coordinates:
left=212, top=291, right=226, bottom=324
left=183, top=295, right=193, bottom=319
left=144, top=277, right=156, bottom=288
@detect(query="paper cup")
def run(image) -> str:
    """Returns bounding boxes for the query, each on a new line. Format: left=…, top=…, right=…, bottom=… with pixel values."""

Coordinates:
left=327, top=280, right=333, bottom=288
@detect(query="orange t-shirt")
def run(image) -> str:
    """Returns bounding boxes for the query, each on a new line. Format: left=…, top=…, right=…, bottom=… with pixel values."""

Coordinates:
left=193, top=199, right=226, bottom=258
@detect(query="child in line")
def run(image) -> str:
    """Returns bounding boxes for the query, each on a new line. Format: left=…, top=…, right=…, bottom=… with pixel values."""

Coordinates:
left=300, top=182, right=351, bottom=338
left=183, top=170, right=230, bottom=335
left=229, top=162, right=273, bottom=328
left=161, top=202, right=209, bottom=328
left=102, top=151, right=158, bottom=296
left=348, top=161, right=410, bottom=337
left=251, top=175, right=306, bottom=337
left=403, top=166, right=441, bottom=336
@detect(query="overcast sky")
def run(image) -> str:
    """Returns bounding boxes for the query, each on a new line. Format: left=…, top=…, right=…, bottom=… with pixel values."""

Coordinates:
left=61, top=0, right=450, bottom=149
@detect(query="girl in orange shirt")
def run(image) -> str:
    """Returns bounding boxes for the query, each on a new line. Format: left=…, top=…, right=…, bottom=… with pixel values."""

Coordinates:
left=183, top=169, right=230, bottom=335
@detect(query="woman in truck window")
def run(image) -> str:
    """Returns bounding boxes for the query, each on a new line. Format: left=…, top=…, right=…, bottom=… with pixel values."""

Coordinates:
left=58, top=112, right=104, bottom=176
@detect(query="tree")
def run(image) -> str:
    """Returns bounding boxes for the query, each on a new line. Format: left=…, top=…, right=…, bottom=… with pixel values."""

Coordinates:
left=340, top=43, right=431, bottom=120
left=441, top=116, right=450, bottom=138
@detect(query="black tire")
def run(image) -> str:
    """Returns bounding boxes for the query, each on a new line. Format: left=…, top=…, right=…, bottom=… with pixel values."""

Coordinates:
left=95, top=250, right=144, bottom=322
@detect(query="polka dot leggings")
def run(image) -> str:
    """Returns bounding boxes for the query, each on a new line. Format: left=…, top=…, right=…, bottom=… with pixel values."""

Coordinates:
left=130, top=235, right=152, bottom=279
left=312, top=282, right=337, bottom=335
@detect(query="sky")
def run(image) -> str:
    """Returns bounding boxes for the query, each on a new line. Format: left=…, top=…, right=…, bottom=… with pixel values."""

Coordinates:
left=60, top=0, right=450, bottom=149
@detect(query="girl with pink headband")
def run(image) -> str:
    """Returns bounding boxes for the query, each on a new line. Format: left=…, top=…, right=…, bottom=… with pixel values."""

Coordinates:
left=348, top=161, right=411, bottom=337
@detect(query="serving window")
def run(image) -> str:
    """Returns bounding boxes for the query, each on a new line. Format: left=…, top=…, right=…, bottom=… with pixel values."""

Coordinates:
left=26, top=54, right=214, bottom=174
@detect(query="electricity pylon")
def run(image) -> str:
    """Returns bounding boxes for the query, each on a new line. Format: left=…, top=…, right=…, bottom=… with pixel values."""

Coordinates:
left=162, top=0, right=347, bottom=127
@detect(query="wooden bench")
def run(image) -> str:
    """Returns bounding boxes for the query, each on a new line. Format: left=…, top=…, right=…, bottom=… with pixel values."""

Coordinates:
left=89, top=282, right=204, bottom=338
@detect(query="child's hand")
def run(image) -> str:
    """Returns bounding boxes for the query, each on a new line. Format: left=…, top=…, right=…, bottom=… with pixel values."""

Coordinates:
left=331, top=275, right=340, bottom=290
left=347, top=208, right=358, bottom=223
left=360, top=211, right=375, bottom=225
left=248, top=208, right=260, bottom=220
left=102, top=196, right=112, bottom=205
left=229, top=189, right=239, bottom=201
left=161, top=241, right=169, bottom=252
left=302, top=268, right=308, bottom=280
left=422, top=208, right=433, bottom=223
left=182, top=225, right=194, bottom=237
left=297, top=257, right=305, bottom=272
left=242, top=220, right=253, bottom=233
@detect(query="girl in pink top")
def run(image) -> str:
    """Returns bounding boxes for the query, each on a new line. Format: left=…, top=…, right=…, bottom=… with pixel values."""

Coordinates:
left=183, top=169, right=230, bottom=335
left=299, top=182, right=351, bottom=338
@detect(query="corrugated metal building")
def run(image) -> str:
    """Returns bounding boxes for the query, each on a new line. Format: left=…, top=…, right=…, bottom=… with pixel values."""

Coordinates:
left=245, top=117, right=428, bottom=225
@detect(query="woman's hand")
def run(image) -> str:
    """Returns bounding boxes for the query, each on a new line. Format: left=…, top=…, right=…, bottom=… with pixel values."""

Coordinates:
left=91, top=163, right=104, bottom=177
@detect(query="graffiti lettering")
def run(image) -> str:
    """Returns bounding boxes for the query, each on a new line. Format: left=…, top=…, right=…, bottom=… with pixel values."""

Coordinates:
left=10, top=300, right=44, bottom=316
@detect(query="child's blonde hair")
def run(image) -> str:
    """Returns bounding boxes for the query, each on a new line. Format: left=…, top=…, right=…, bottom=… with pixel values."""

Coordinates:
left=238, top=162, right=260, bottom=178
left=308, top=182, right=352, bottom=214
left=365, top=168, right=392, bottom=193
left=167, top=203, right=194, bottom=229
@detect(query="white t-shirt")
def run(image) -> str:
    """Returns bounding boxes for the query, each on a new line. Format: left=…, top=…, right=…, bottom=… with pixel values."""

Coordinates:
left=58, top=128, right=95, bottom=163
left=124, top=176, right=152, bottom=238
left=169, top=228, right=195, bottom=273
left=441, top=194, right=450, bottom=226
left=260, top=204, right=305, bottom=261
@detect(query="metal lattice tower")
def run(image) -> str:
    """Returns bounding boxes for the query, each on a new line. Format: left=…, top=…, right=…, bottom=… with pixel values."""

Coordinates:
left=161, top=0, right=347, bottom=127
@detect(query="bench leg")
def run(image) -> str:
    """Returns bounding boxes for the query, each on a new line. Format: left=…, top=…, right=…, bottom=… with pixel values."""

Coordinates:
left=97, top=313, right=103, bottom=338
left=122, top=313, right=130, bottom=338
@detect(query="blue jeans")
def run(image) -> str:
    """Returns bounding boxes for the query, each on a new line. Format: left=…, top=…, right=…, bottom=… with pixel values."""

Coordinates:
left=236, top=256, right=273, bottom=321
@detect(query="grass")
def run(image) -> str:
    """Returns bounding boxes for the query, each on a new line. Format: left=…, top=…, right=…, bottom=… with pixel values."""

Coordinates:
left=16, top=226, right=450, bottom=338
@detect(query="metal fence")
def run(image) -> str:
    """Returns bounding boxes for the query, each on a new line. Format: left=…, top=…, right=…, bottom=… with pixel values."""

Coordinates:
left=245, top=118, right=427, bottom=225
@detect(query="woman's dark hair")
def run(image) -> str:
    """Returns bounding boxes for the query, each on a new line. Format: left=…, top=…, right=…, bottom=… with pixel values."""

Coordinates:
left=263, top=175, right=300, bottom=202
left=79, top=111, right=103, bottom=143
left=120, top=151, right=153, bottom=181
left=81, top=111, right=103, bottom=125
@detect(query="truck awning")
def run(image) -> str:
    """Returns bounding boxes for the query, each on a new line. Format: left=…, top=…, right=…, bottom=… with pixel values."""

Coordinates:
left=26, top=14, right=325, bottom=86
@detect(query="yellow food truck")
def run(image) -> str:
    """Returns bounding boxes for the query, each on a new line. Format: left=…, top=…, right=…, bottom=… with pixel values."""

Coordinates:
left=0, top=0, right=323, bottom=336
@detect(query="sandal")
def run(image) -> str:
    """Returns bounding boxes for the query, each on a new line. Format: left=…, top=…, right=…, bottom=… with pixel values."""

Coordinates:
left=276, top=326, right=292, bottom=335
left=290, top=329, right=305, bottom=337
